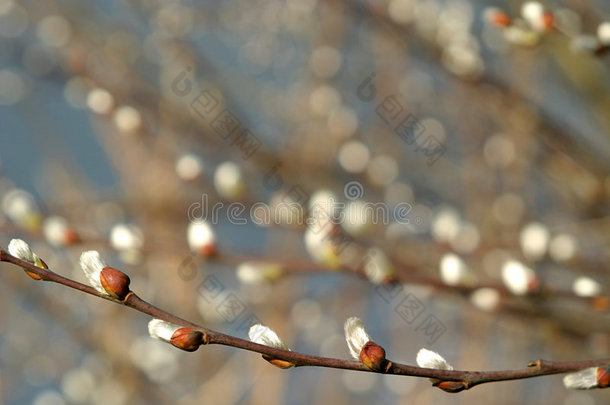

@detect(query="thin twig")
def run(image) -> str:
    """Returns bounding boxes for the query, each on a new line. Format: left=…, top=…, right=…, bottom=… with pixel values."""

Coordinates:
left=1, top=249, right=608, bottom=391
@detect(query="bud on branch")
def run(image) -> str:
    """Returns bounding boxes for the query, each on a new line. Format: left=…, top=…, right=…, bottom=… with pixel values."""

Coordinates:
left=8, top=239, right=47, bottom=280
left=148, top=319, right=204, bottom=352
left=344, top=317, right=390, bottom=372
left=79, top=251, right=131, bottom=300
left=248, top=324, right=294, bottom=369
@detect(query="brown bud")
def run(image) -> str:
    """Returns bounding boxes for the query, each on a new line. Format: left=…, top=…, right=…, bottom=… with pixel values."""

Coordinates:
left=198, top=244, right=218, bottom=258
left=262, top=355, right=295, bottom=369
left=527, top=277, right=541, bottom=293
left=360, top=341, right=388, bottom=372
left=597, top=366, right=610, bottom=388
left=435, top=380, right=468, bottom=393
left=491, top=11, right=512, bottom=28
left=382, top=276, right=399, bottom=285
left=591, top=296, right=610, bottom=311
left=64, top=229, right=81, bottom=245
left=100, top=266, right=131, bottom=300
left=24, top=270, right=43, bottom=280
left=24, top=258, right=47, bottom=280
left=170, top=328, right=203, bottom=352
left=542, top=11, right=554, bottom=30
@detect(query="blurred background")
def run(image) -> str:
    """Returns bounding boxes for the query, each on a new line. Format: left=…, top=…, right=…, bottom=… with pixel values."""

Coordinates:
left=0, top=0, right=610, bottom=404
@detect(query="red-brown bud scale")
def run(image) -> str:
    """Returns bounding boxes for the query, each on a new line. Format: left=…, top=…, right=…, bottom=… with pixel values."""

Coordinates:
left=492, top=11, right=512, bottom=27
left=262, top=355, right=295, bottom=369
left=170, top=328, right=203, bottom=352
left=360, top=341, right=388, bottom=372
left=198, top=244, right=218, bottom=258
left=597, top=366, right=610, bottom=388
left=64, top=229, right=81, bottom=245
left=100, top=266, right=131, bottom=300
left=25, top=271, right=43, bottom=280
left=542, top=11, right=554, bottom=30
left=435, top=380, right=468, bottom=393
left=25, top=258, right=47, bottom=280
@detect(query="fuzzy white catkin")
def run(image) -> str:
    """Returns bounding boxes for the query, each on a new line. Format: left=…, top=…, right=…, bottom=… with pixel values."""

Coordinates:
left=342, top=200, right=373, bottom=236
left=187, top=221, right=216, bottom=252
left=364, top=248, right=394, bottom=285
left=598, top=22, right=610, bottom=45
left=86, top=88, right=114, bottom=114
left=519, top=222, right=550, bottom=261
left=501, top=260, right=536, bottom=295
left=503, top=26, right=540, bottom=47
left=175, top=153, right=204, bottom=181
left=8, top=239, right=34, bottom=262
left=110, top=223, right=143, bottom=251
left=563, top=367, right=598, bottom=389
left=344, top=317, right=371, bottom=359
left=113, top=106, right=142, bottom=134
left=248, top=324, right=289, bottom=350
left=148, top=319, right=180, bottom=342
left=470, top=288, right=500, bottom=312
left=43, top=216, right=70, bottom=246
left=450, top=221, right=481, bottom=254
left=338, top=141, right=370, bottom=173
left=549, top=233, right=576, bottom=262
left=37, top=15, right=72, bottom=48
left=8, top=238, right=44, bottom=267
left=521, top=2, right=544, bottom=29
left=237, top=262, right=283, bottom=284
left=440, top=253, right=470, bottom=286
left=214, top=161, right=245, bottom=200
left=416, top=348, right=453, bottom=370
left=308, top=189, right=341, bottom=221
left=2, top=189, right=41, bottom=227
left=431, top=207, right=461, bottom=244
left=304, top=226, right=341, bottom=268
left=79, top=251, right=107, bottom=295
left=572, top=276, right=601, bottom=297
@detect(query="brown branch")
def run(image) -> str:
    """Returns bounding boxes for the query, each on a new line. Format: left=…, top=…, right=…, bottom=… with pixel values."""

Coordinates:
left=1, top=248, right=608, bottom=392
left=210, top=252, right=606, bottom=305
left=4, top=219, right=601, bottom=305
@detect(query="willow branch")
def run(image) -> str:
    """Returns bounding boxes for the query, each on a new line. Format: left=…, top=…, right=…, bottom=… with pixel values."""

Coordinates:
left=1, top=249, right=608, bottom=392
